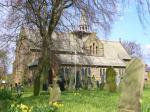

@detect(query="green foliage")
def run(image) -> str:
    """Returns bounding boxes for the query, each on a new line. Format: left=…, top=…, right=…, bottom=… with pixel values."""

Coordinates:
left=0, top=100, right=11, bottom=112
left=33, top=75, right=40, bottom=96
left=0, top=89, right=12, bottom=100
left=8, top=103, right=57, bottom=112
left=105, top=67, right=117, bottom=92
left=32, top=104, right=57, bottom=112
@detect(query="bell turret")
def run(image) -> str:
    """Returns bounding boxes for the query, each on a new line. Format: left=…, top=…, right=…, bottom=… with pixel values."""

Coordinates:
left=79, top=10, right=89, bottom=32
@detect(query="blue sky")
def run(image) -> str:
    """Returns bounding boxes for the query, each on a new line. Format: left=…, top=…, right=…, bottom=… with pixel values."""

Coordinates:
left=108, top=4, right=150, bottom=65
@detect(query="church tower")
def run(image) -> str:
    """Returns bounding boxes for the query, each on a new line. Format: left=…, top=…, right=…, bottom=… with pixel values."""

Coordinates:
left=79, top=10, right=89, bottom=32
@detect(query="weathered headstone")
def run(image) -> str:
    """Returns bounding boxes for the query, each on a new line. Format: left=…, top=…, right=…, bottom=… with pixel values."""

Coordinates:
left=83, top=68, right=88, bottom=89
left=105, top=67, right=117, bottom=92
left=49, top=78, right=61, bottom=102
left=75, top=70, right=82, bottom=89
left=91, top=76, right=97, bottom=89
left=87, top=76, right=92, bottom=90
left=100, top=74, right=105, bottom=90
left=118, top=58, right=145, bottom=112
left=68, top=69, right=75, bottom=90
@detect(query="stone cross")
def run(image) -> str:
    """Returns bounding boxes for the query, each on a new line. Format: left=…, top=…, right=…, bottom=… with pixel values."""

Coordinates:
left=118, top=58, right=145, bottom=112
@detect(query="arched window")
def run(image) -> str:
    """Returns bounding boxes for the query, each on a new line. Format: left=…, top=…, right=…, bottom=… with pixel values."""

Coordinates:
left=90, top=45, right=92, bottom=54
left=93, top=43, right=95, bottom=54
left=96, top=46, right=98, bottom=55
left=103, top=68, right=106, bottom=83
left=85, top=26, right=87, bottom=31
left=82, top=26, right=84, bottom=31
left=88, top=68, right=91, bottom=76
left=80, top=26, right=82, bottom=31
left=81, top=68, right=85, bottom=80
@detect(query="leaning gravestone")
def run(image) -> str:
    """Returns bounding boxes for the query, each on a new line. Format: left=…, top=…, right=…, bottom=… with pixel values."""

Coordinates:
left=49, top=78, right=61, bottom=102
left=118, top=58, right=145, bottom=112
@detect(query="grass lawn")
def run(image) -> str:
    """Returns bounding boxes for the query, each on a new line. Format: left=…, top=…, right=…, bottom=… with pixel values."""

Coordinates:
left=17, top=88, right=150, bottom=112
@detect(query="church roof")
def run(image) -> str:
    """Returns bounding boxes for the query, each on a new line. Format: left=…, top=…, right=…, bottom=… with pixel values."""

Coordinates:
left=58, top=54, right=126, bottom=67
left=28, top=54, right=126, bottom=67
left=101, top=40, right=131, bottom=60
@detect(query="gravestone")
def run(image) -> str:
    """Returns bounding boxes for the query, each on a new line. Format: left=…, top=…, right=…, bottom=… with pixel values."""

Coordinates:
left=91, top=76, right=97, bottom=89
left=87, top=76, right=92, bottom=90
left=68, top=69, right=75, bottom=90
left=83, top=68, right=88, bottom=89
left=75, top=71, right=82, bottom=89
left=105, top=67, right=117, bottom=92
left=100, top=74, right=105, bottom=89
left=49, top=78, right=61, bottom=102
left=118, top=58, right=145, bottom=112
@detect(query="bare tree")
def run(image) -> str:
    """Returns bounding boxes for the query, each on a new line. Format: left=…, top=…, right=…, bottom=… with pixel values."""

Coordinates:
left=121, top=41, right=142, bottom=57
left=0, top=0, right=150, bottom=96
left=1, top=0, right=118, bottom=96
left=0, top=49, right=8, bottom=80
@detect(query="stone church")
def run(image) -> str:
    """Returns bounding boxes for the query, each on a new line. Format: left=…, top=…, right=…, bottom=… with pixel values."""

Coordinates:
left=13, top=12, right=131, bottom=87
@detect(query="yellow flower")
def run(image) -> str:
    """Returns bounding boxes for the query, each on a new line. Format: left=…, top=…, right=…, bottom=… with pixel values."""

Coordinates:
left=22, top=109, right=28, bottom=112
left=59, top=104, right=64, bottom=107
left=28, top=108, right=32, bottom=112
left=139, top=99, right=142, bottom=103
left=74, top=93, right=81, bottom=96
left=51, top=102, right=64, bottom=108
left=20, top=104, right=28, bottom=110
left=52, top=102, right=59, bottom=107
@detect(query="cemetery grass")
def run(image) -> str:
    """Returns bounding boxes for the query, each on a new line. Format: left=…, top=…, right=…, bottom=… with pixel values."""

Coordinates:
left=17, top=87, right=150, bottom=112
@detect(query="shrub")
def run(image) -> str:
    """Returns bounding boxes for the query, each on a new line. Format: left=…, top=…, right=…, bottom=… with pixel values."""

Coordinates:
left=32, top=105, right=57, bottom=112
left=0, top=100, right=11, bottom=112
left=8, top=103, right=58, bottom=112
left=0, top=89, right=12, bottom=100
left=105, top=67, right=117, bottom=92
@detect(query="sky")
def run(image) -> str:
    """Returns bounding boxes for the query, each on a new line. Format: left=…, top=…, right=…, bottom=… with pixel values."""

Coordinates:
left=108, top=3, right=150, bottom=65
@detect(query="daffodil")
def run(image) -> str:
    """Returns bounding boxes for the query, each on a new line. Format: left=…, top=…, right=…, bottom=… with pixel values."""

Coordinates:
left=51, top=102, right=64, bottom=108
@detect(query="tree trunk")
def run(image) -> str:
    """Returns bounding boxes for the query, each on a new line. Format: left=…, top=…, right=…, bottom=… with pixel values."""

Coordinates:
left=33, top=75, right=40, bottom=96
left=33, top=36, right=51, bottom=96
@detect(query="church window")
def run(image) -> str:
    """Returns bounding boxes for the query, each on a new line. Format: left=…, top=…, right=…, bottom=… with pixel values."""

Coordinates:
left=119, top=69, right=122, bottom=75
left=103, top=68, right=106, bottom=83
left=93, top=43, right=95, bottom=54
left=96, top=46, right=98, bottom=55
left=85, top=26, right=87, bottom=31
left=85, top=68, right=88, bottom=76
left=82, top=27, right=84, bottom=31
left=100, top=68, right=104, bottom=83
left=88, top=68, right=91, bottom=76
left=100, top=68, right=102, bottom=76
left=90, top=45, right=92, bottom=54
left=82, top=68, right=84, bottom=75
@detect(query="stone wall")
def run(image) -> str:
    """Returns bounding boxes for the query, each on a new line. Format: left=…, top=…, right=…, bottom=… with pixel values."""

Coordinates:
left=59, top=66, right=125, bottom=89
